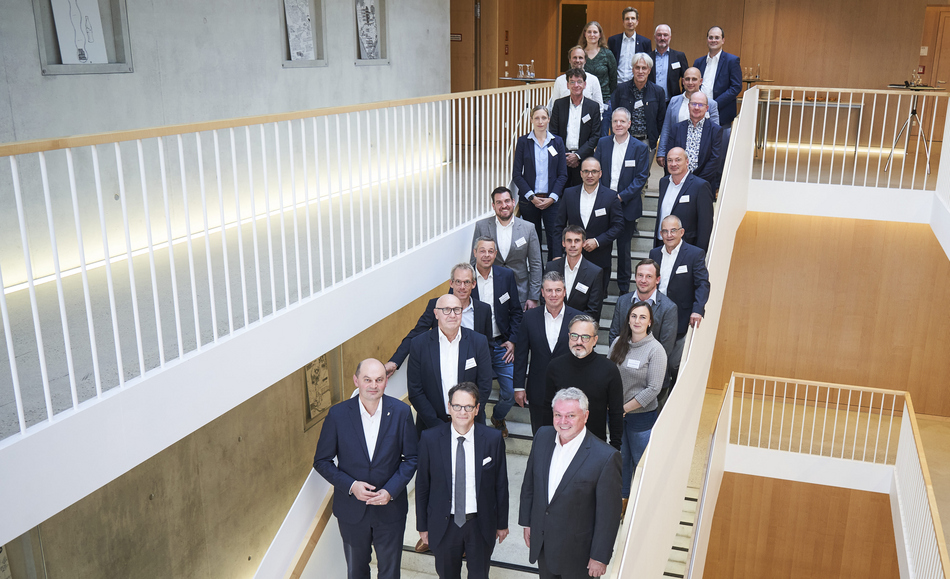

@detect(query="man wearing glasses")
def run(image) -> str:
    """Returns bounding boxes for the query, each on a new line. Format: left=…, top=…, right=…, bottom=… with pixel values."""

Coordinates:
left=543, top=315, right=623, bottom=450
left=654, top=147, right=714, bottom=252
left=550, top=68, right=602, bottom=187
left=668, top=92, right=723, bottom=191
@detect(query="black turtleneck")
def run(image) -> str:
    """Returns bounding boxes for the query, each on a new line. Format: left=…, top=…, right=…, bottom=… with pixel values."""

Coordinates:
left=544, top=351, right=623, bottom=450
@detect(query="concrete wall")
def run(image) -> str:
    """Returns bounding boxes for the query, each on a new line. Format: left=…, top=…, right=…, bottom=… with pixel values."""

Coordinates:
left=3, top=280, right=448, bottom=579
left=0, top=0, right=450, bottom=143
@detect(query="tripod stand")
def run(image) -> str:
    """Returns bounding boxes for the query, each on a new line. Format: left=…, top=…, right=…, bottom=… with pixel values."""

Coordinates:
left=884, top=89, right=932, bottom=175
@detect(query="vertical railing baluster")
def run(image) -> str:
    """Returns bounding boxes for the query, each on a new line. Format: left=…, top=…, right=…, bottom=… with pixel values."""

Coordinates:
left=773, top=89, right=782, bottom=181
left=876, top=95, right=891, bottom=187
left=805, top=90, right=819, bottom=183
left=828, top=91, right=842, bottom=184
left=286, top=120, right=302, bottom=301
left=885, top=394, right=897, bottom=464
left=0, top=259, right=26, bottom=432
left=373, top=109, right=382, bottom=263
left=180, top=135, right=203, bottom=347
left=758, top=379, right=766, bottom=447
left=830, top=388, right=842, bottom=457
left=820, top=386, right=831, bottom=456
left=385, top=108, right=394, bottom=259
left=354, top=112, right=366, bottom=270
left=229, top=128, right=249, bottom=322
left=840, top=389, right=852, bottom=459
left=300, top=119, right=314, bottom=295
left=114, top=145, right=147, bottom=374
left=840, top=92, right=853, bottom=186
left=157, top=137, right=184, bottom=357
left=402, top=107, right=410, bottom=248
left=798, top=384, right=807, bottom=453
left=737, top=376, right=745, bottom=445
left=246, top=127, right=264, bottom=321
left=760, top=88, right=771, bottom=179
left=816, top=90, right=831, bottom=183
left=194, top=134, right=219, bottom=341
left=874, top=390, right=886, bottom=462
left=327, top=116, right=338, bottom=284
left=273, top=122, right=290, bottom=308
left=809, top=384, right=818, bottom=454
left=311, top=118, right=326, bottom=291
left=92, top=147, right=126, bottom=382
left=261, top=125, right=277, bottom=313
left=134, top=140, right=165, bottom=366
left=851, top=391, right=863, bottom=460
left=862, top=392, right=873, bottom=462
left=211, top=132, right=233, bottom=334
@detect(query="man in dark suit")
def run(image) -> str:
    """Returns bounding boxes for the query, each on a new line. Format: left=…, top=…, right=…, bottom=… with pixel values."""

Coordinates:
left=607, top=6, right=651, bottom=84
left=649, top=216, right=710, bottom=380
left=550, top=68, right=602, bottom=187
left=609, top=53, right=665, bottom=156
left=416, top=383, right=509, bottom=579
left=594, top=107, right=651, bottom=295
left=472, top=238, right=523, bottom=437
left=313, top=358, right=419, bottom=579
left=544, top=225, right=603, bottom=319
left=693, top=26, right=742, bottom=127
left=520, top=387, right=622, bottom=579
left=408, top=294, right=494, bottom=432
left=648, top=24, right=689, bottom=103
left=471, top=187, right=543, bottom=310
left=555, top=157, right=624, bottom=293
left=513, top=272, right=582, bottom=432
left=386, top=263, right=491, bottom=377
left=670, top=92, right=723, bottom=189
left=654, top=147, right=714, bottom=252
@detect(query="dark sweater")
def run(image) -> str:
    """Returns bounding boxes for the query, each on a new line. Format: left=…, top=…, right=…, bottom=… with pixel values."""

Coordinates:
left=544, top=352, right=624, bottom=450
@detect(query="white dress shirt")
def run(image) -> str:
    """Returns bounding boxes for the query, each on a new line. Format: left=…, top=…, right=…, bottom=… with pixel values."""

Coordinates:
left=548, top=73, right=604, bottom=111
left=543, top=303, right=565, bottom=352
left=609, top=135, right=630, bottom=191
left=476, top=268, right=500, bottom=338
left=618, top=34, right=639, bottom=83
left=460, top=299, right=475, bottom=331
left=359, top=398, right=383, bottom=461
left=548, top=427, right=587, bottom=503
left=701, top=52, right=721, bottom=101
left=438, top=329, right=462, bottom=410
left=659, top=241, right=682, bottom=295
left=564, top=256, right=583, bottom=300
left=658, top=172, right=688, bottom=240
left=450, top=424, right=478, bottom=515
left=566, top=100, right=584, bottom=151
left=580, top=186, right=598, bottom=228
left=495, top=218, right=514, bottom=261
left=638, top=287, right=658, bottom=306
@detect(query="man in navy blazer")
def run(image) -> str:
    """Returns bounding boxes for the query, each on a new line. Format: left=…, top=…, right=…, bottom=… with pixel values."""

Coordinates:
left=595, top=107, right=652, bottom=295
left=550, top=69, right=602, bottom=187
left=608, top=53, right=666, bottom=150
left=514, top=272, right=582, bottom=432
left=556, top=157, right=624, bottom=293
left=670, top=93, right=723, bottom=189
left=416, top=383, right=509, bottom=579
left=693, top=26, right=742, bottom=127
left=544, top=226, right=603, bottom=319
left=408, top=294, right=494, bottom=432
left=648, top=25, right=689, bottom=102
left=607, top=7, right=651, bottom=83
left=314, top=358, right=418, bottom=579
left=386, top=263, right=491, bottom=376
left=654, top=148, right=714, bottom=253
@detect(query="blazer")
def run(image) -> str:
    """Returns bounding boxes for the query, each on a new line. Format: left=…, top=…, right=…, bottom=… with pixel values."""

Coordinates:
left=519, top=427, right=622, bottom=576
left=649, top=242, right=711, bottom=336
left=555, top=184, right=624, bottom=271
left=543, top=259, right=603, bottom=319
left=513, top=304, right=581, bottom=412
left=407, top=327, right=493, bottom=430
left=607, top=32, right=652, bottom=65
left=608, top=290, right=678, bottom=356
left=471, top=216, right=543, bottom=303
left=608, top=80, right=666, bottom=148
left=416, top=422, right=509, bottom=550
left=654, top=173, right=714, bottom=253
left=593, top=134, right=651, bottom=221
left=693, top=51, right=742, bottom=125
left=313, top=395, right=418, bottom=524
left=648, top=49, right=689, bottom=100
left=471, top=265, right=524, bottom=343
left=389, top=297, right=492, bottom=369
left=657, top=94, right=720, bottom=159
left=550, top=96, right=602, bottom=159
left=671, top=119, right=724, bottom=189
left=512, top=133, right=568, bottom=201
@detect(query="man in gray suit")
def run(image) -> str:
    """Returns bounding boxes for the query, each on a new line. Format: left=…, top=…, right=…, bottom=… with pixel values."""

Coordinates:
left=471, top=186, right=543, bottom=310
left=609, top=258, right=677, bottom=354
left=520, top=388, right=622, bottom=579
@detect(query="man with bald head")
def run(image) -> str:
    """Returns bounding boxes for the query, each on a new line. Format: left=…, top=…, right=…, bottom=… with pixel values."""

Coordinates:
left=648, top=25, right=689, bottom=103
left=314, top=358, right=419, bottom=579
left=654, top=147, right=714, bottom=252
left=408, top=294, right=493, bottom=434
left=669, top=92, right=723, bottom=189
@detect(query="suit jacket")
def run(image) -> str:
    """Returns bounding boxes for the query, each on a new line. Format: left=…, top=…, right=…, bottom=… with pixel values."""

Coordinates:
left=471, top=216, right=543, bottom=304
left=389, top=297, right=492, bottom=369
left=519, top=427, right=622, bottom=576
left=609, top=80, right=666, bottom=148
left=543, top=259, right=603, bottom=318
left=654, top=173, right=714, bottom=253
left=648, top=49, right=689, bottom=100
left=416, top=422, right=509, bottom=550
left=608, top=290, right=678, bottom=356
left=513, top=304, right=581, bottom=413
left=693, top=51, right=742, bottom=125
left=657, top=94, right=720, bottom=159
left=407, top=328, right=493, bottom=430
left=607, top=32, right=652, bottom=65
left=649, top=242, right=711, bottom=336
left=550, top=96, right=602, bottom=159
left=313, top=395, right=418, bottom=524
left=671, top=119, right=724, bottom=189
left=512, top=133, right=569, bottom=201
left=471, top=265, right=523, bottom=343
left=555, top=184, right=624, bottom=271
left=593, top=134, right=651, bottom=221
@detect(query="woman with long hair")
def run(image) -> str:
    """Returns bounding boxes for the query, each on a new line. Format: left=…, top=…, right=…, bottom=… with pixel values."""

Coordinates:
left=578, top=21, right=618, bottom=103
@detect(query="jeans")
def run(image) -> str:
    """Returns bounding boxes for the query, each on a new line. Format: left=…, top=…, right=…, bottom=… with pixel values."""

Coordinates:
left=621, top=415, right=653, bottom=498
left=490, top=343, right=515, bottom=421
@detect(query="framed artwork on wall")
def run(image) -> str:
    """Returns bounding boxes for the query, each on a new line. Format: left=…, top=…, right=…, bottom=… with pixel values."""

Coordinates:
left=303, top=346, right=344, bottom=431
left=354, top=0, right=388, bottom=63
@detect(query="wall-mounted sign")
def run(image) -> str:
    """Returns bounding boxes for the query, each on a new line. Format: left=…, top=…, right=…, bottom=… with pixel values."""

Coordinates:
left=450, top=34, right=462, bottom=42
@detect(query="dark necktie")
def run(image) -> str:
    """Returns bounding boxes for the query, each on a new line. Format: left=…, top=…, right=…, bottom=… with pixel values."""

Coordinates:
left=455, top=435, right=466, bottom=527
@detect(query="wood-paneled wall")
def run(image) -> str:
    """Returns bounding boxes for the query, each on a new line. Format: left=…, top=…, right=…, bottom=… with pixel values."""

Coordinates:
left=704, top=473, right=899, bottom=578
left=709, top=212, right=950, bottom=417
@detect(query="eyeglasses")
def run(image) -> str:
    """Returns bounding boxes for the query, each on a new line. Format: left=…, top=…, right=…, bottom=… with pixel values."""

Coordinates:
left=450, top=404, right=477, bottom=412
left=568, top=80, right=585, bottom=86
left=451, top=279, right=474, bottom=287
left=580, top=170, right=601, bottom=175
left=660, top=228, right=682, bottom=235
left=437, top=307, right=463, bottom=315
left=688, top=103, right=707, bottom=108
left=569, top=333, right=593, bottom=343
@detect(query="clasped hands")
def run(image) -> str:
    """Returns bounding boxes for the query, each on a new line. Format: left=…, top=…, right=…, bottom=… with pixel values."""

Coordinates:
left=351, top=481, right=392, bottom=505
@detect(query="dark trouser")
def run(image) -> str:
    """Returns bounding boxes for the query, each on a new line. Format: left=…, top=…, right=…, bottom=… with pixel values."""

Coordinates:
left=432, top=515, right=494, bottom=579
left=519, top=197, right=562, bottom=262
left=337, top=510, right=406, bottom=579
left=615, top=217, right=638, bottom=294
left=587, top=252, right=612, bottom=295
left=538, top=547, right=589, bottom=579
left=566, top=161, right=582, bottom=188
left=527, top=396, right=553, bottom=434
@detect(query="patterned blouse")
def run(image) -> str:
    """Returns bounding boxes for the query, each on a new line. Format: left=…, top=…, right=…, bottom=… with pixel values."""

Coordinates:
left=584, top=47, right=618, bottom=103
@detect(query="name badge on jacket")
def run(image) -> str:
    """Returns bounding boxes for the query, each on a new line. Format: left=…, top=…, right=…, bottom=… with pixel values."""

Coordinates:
left=627, top=359, right=641, bottom=369
left=634, top=100, right=644, bottom=109
left=594, top=208, right=607, bottom=217
left=582, top=114, right=591, bottom=123
left=624, top=159, right=636, bottom=167
left=671, top=62, right=681, bottom=70
left=576, top=283, right=589, bottom=294
left=548, top=146, right=558, bottom=157
left=515, top=236, right=527, bottom=247
left=676, top=265, right=688, bottom=274
left=499, top=292, right=510, bottom=304
left=680, top=195, right=690, bottom=203
left=465, top=357, right=477, bottom=370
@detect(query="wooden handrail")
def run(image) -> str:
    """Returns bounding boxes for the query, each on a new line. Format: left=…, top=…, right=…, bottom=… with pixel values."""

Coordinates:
left=731, top=372, right=908, bottom=397
left=0, top=82, right=555, bottom=157
left=758, top=85, right=950, bottom=98
left=285, top=492, right=334, bottom=579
